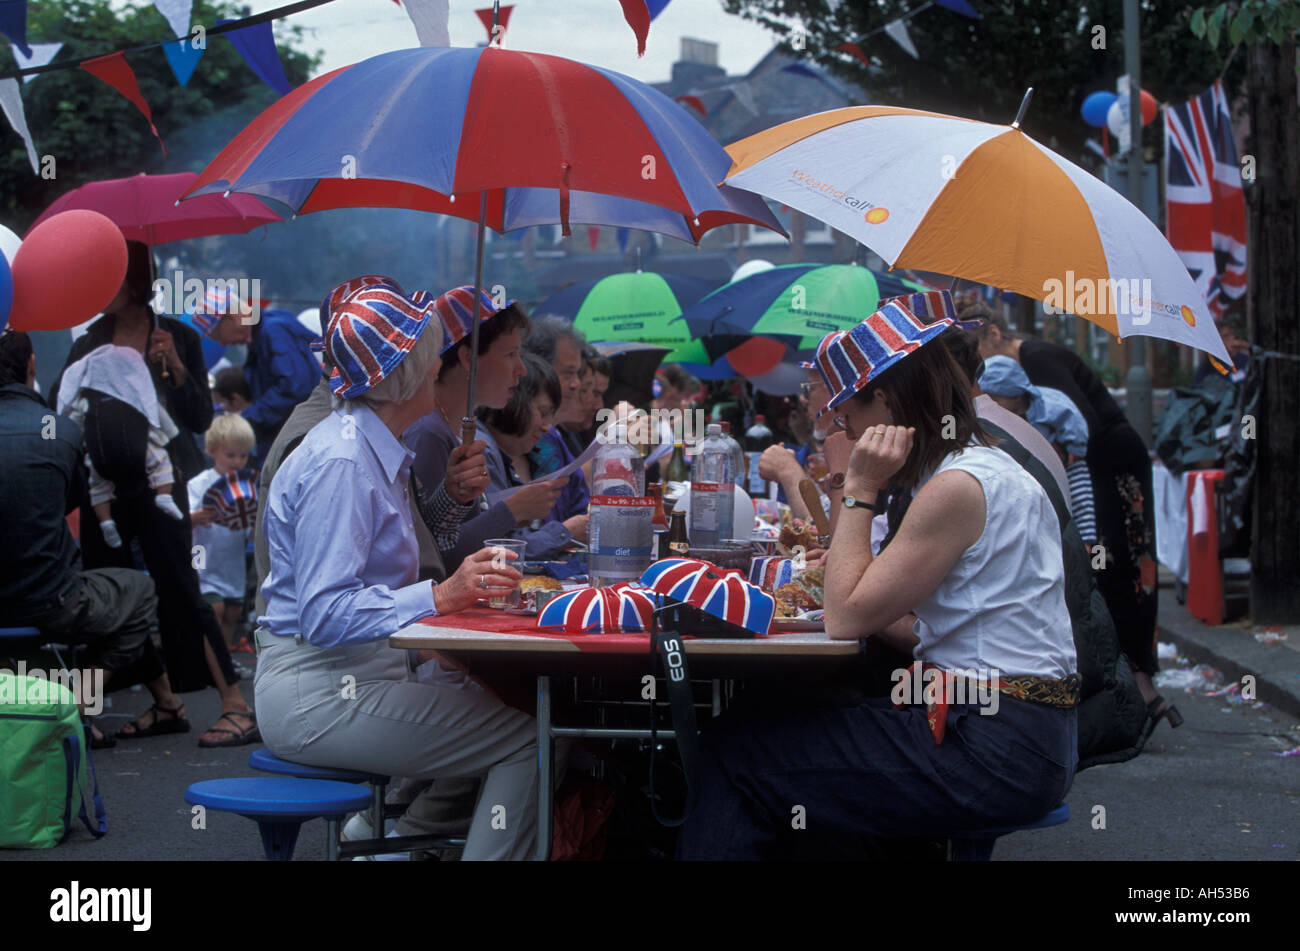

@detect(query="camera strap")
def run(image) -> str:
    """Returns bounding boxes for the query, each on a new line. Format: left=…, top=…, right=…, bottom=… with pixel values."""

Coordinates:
left=648, top=604, right=701, bottom=827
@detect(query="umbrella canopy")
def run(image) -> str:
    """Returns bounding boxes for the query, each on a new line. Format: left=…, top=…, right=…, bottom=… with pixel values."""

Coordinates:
left=590, top=340, right=671, bottom=408
left=640, top=558, right=775, bottom=637
left=680, top=262, right=921, bottom=358
left=537, top=271, right=717, bottom=364
left=186, top=46, right=785, bottom=245
left=537, top=582, right=659, bottom=634
left=30, top=172, right=280, bottom=245
left=724, top=106, right=1230, bottom=362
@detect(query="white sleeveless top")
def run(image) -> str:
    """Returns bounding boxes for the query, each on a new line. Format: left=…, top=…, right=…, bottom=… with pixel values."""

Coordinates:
left=910, top=444, right=1076, bottom=679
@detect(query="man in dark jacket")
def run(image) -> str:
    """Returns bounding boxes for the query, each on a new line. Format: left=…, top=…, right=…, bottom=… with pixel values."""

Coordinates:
left=194, top=294, right=319, bottom=461
left=0, top=331, right=184, bottom=744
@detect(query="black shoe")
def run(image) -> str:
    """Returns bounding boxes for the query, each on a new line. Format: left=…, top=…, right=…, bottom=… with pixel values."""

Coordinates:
left=85, top=722, right=116, bottom=750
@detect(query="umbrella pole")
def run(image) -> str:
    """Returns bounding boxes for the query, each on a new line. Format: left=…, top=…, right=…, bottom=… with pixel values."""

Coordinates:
left=461, top=191, right=489, bottom=445
left=148, top=247, right=170, bottom=381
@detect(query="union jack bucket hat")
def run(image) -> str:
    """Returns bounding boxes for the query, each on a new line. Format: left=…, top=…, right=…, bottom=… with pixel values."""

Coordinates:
left=191, top=285, right=253, bottom=336
left=312, top=274, right=395, bottom=353
left=325, top=277, right=438, bottom=398
left=813, top=297, right=959, bottom=417
left=433, top=285, right=517, bottom=355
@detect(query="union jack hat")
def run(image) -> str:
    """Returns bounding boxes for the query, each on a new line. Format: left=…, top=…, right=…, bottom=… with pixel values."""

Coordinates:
left=433, top=285, right=517, bottom=354
left=191, top=285, right=253, bottom=337
left=312, top=274, right=395, bottom=354
left=537, top=582, right=659, bottom=634
left=640, top=558, right=775, bottom=637
left=813, top=299, right=958, bottom=417
left=883, top=288, right=986, bottom=331
left=326, top=277, right=438, bottom=398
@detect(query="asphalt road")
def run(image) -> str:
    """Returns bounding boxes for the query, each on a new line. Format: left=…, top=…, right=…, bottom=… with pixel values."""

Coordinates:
left=2, top=660, right=1297, bottom=863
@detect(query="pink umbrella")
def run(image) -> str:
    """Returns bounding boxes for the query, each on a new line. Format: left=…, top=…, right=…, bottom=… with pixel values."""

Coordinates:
left=29, top=172, right=280, bottom=245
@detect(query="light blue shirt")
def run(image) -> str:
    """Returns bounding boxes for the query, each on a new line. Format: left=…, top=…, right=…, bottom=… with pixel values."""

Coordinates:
left=259, top=404, right=436, bottom=647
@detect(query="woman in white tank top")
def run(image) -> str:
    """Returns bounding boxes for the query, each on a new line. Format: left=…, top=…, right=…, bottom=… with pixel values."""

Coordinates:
left=678, top=293, right=1079, bottom=860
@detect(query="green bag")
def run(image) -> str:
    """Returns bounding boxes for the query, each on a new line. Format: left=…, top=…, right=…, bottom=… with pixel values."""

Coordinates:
left=0, top=672, right=107, bottom=848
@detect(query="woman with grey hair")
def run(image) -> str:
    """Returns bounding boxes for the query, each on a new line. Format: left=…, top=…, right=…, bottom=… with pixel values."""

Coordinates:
left=255, top=276, right=547, bottom=861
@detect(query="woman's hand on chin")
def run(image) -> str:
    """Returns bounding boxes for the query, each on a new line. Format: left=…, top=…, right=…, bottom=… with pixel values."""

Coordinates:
left=433, top=547, right=522, bottom=614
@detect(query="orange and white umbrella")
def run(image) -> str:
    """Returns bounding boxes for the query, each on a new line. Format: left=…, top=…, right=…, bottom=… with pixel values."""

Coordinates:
left=724, top=105, right=1231, bottom=363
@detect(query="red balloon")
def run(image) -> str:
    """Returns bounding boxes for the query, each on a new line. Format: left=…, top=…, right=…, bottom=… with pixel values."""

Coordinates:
left=1140, top=89, right=1158, bottom=126
left=9, top=210, right=127, bottom=331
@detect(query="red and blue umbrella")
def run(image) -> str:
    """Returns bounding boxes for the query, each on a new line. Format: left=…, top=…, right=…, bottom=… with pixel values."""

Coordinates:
left=186, top=47, right=783, bottom=245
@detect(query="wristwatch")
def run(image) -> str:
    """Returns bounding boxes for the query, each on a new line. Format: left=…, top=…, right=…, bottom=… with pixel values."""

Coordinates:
left=829, top=472, right=846, bottom=490
left=842, top=494, right=875, bottom=512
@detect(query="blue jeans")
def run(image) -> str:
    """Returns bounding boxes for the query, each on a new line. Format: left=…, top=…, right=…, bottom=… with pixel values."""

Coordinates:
left=677, top=686, right=1077, bottom=860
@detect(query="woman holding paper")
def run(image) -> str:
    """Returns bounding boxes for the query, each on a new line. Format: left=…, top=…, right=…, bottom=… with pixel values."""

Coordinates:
left=407, top=286, right=564, bottom=572
left=477, top=352, right=588, bottom=559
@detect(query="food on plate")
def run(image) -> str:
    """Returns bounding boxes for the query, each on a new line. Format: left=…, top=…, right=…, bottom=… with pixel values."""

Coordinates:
left=779, top=517, right=817, bottom=552
left=520, top=575, right=563, bottom=593
left=774, top=566, right=824, bottom=617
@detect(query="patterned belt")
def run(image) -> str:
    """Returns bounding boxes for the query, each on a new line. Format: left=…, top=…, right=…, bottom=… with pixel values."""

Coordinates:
left=892, top=662, right=1080, bottom=745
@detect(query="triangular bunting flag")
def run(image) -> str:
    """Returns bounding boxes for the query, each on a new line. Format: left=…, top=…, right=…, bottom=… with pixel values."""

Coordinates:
left=152, top=0, right=192, bottom=39
left=587, top=226, right=601, bottom=252
left=404, top=0, right=451, bottom=47
left=835, top=42, right=870, bottom=68
left=617, top=1, right=650, bottom=57
left=0, top=78, right=38, bottom=173
left=935, top=0, right=981, bottom=18
left=729, top=82, right=757, bottom=115
left=219, top=19, right=291, bottom=95
left=884, top=19, right=919, bottom=59
left=0, top=0, right=30, bottom=58
left=12, top=42, right=62, bottom=84
left=616, top=228, right=630, bottom=254
left=675, top=94, right=706, bottom=116
left=475, top=5, right=513, bottom=45
left=647, top=0, right=673, bottom=17
left=162, top=38, right=204, bottom=87
left=81, top=52, right=166, bottom=155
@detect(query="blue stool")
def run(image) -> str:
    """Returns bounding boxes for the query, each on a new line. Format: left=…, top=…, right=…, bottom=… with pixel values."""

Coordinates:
left=249, top=749, right=389, bottom=850
left=0, top=627, right=72, bottom=670
left=185, top=777, right=372, bottom=861
left=949, top=803, right=1071, bottom=861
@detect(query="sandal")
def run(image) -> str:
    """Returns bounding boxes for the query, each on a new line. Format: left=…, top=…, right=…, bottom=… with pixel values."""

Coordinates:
left=117, top=701, right=190, bottom=738
left=85, top=722, right=117, bottom=750
left=1137, top=693, right=1184, bottom=748
left=198, top=711, right=261, bottom=749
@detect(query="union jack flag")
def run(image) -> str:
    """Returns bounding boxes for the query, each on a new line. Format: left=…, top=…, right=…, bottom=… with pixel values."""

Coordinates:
left=537, top=582, right=659, bottom=633
left=1164, top=80, right=1248, bottom=318
left=640, top=558, right=775, bottom=636
left=202, top=468, right=259, bottom=531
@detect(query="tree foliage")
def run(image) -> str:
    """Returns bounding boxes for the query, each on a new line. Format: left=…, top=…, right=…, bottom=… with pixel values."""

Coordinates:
left=0, top=0, right=319, bottom=229
left=722, top=1, right=1247, bottom=160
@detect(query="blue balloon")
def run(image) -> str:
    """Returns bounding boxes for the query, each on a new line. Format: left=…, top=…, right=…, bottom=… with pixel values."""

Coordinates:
left=0, top=252, right=11, bottom=334
left=1081, top=91, right=1118, bottom=128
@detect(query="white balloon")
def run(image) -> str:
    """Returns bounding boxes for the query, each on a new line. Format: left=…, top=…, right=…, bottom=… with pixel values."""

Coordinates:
left=296, top=306, right=322, bottom=336
left=1106, top=98, right=1129, bottom=139
left=671, top=483, right=754, bottom=542
left=731, top=259, right=774, bottom=282
left=0, top=224, right=21, bottom=265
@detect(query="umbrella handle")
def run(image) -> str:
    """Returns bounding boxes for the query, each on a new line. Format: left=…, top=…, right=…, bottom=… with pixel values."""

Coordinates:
left=460, top=417, right=477, bottom=446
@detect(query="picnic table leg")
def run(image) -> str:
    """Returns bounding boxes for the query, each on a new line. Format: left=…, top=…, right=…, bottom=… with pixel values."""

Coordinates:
left=535, top=674, right=553, bottom=862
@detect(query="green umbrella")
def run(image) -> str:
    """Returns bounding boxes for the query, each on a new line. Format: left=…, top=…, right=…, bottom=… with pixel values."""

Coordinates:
left=537, top=271, right=717, bottom=364
left=681, top=263, right=925, bottom=354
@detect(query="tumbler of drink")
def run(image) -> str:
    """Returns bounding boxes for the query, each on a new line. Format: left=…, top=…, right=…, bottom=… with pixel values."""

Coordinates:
left=483, top=539, right=526, bottom=608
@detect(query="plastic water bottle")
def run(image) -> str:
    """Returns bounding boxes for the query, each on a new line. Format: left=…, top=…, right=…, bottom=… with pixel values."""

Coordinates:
left=719, top=421, right=745, bottom=486
left=690, top=423, right=735, bottom=547
left=589, top=422, right=651, bottom=588
left=744, top=414, right=774, bottom=497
